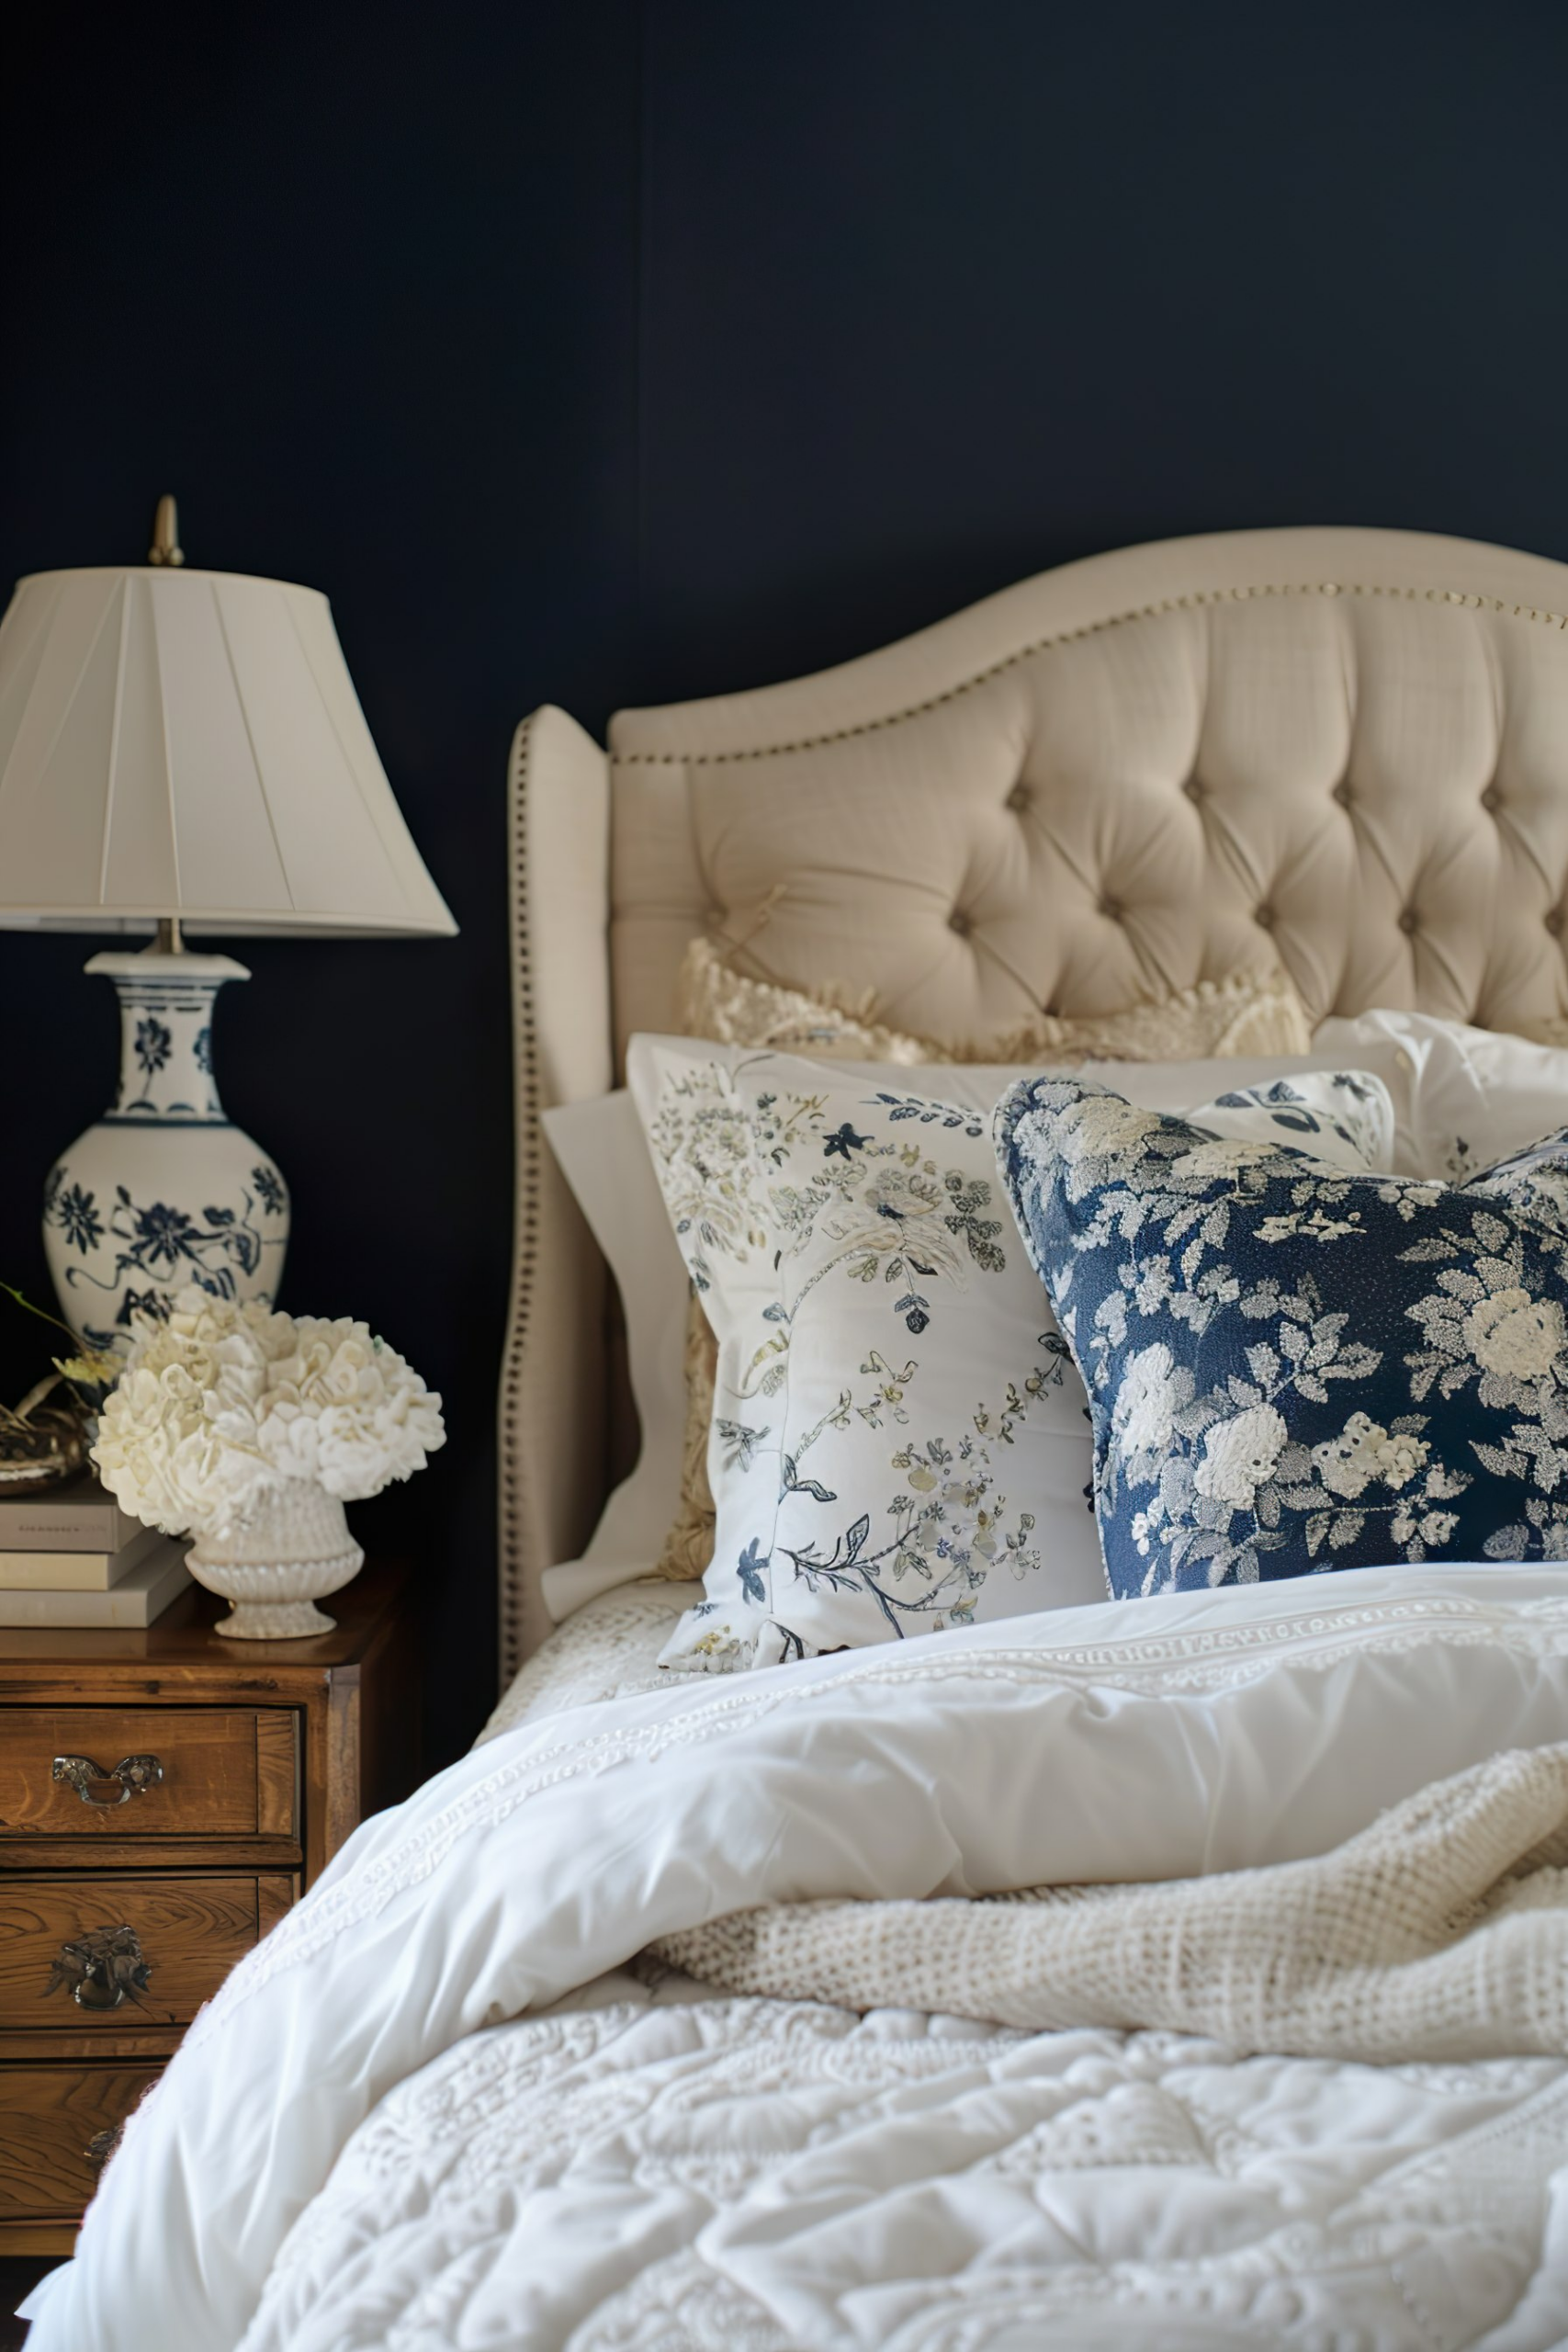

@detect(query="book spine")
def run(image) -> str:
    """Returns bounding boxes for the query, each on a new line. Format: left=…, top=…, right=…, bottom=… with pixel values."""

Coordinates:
left=0, top=1548, right=187, bottom=1626
left=0, top=1508, right=133, bottom=1552
left=104, top=1556, right=191, bottom=1627
left=0, top=1525, right=159, bottom=1591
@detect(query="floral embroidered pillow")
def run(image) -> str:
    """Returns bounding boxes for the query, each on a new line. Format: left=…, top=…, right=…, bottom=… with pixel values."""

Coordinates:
left=629, top=1038, right=1394, bottom=1671
left=1470, top=1125, right=1568, bottom=1238
left=995, top=1076, right=1568, bottom=1598
left=655, top=940, right=1317, bottom=1581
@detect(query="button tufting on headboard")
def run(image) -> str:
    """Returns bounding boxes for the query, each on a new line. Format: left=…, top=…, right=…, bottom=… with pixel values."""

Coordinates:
left=606, top=529, right=1568, bottom=1057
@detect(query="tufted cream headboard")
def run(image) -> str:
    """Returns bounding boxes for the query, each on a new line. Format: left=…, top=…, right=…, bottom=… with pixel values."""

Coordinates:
left=499, top=524, right=1568, bottom=1679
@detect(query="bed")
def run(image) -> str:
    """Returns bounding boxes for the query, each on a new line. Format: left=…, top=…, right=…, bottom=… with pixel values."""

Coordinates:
left=24, top=525, right=1568, bottom=2350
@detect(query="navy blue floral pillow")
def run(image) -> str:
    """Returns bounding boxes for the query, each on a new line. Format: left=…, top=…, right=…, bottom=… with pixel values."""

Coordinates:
left=994, top=1077, right=1568, bottom=1596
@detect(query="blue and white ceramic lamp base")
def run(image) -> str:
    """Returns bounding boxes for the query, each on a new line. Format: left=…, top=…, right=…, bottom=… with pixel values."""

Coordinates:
left=43, top=950, right=288, bottom=1350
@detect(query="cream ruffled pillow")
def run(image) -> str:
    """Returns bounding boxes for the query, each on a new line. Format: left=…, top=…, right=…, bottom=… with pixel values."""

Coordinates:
left=677, top=936, right=1312, bottom=1066
left=653, top=939, right=1313, bottom=1580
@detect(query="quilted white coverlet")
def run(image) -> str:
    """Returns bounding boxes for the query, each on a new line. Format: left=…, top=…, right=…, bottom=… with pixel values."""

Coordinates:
left=24, top=1563, right=1568, bottom=2351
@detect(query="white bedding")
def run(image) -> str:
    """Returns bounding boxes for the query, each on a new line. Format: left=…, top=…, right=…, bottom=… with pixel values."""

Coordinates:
left=237, top=1991, right=1568, bottom=2350
left=24, top=1562, right=1568, bottom=2351
left=479, top=1577, right=688, bottom=1740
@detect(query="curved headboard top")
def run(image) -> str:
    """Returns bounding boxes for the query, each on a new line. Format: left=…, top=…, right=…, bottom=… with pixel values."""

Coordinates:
left=606, top=526, right=1568, bottom=1058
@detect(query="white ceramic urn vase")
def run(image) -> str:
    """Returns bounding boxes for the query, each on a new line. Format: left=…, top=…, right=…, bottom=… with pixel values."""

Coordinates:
left=188, top=1486, right=364, bottom=1639
left=43, top=950, right=288, bottom=1350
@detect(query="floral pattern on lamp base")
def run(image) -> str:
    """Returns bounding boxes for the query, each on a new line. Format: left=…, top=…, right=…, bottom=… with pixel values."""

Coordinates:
left=43, top=950, right=288, bottom=1350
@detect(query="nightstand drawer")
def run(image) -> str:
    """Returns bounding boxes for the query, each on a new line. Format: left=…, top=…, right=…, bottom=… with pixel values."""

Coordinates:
left=0, top=2062, right=162, bottom=2220
left=0, top=1875, right=289, bottom=2034
left=0, top=1707, right=298, bottom=1838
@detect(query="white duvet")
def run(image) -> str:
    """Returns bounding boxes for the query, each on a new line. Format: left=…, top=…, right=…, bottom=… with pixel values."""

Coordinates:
left=24, top=1563, right=1568, bottom=2351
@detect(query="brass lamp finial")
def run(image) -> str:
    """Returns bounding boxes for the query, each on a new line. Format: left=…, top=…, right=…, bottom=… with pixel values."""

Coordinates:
left=148, top=494, right=184, bottom=568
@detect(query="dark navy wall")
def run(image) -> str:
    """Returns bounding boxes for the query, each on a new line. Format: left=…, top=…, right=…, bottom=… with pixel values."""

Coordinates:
left=637, top=0, right=1568, bottom=700
left=5, top=1, right=1565, bottom=1758
left=0, top=0, right=640, bottom=1760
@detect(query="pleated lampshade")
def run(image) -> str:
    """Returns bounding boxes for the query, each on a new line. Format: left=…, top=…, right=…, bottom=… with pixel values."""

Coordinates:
left=0, top=565, right=456, bottom=936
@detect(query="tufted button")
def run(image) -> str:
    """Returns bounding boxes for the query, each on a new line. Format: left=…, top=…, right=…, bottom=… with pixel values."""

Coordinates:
left=1333, top=779, right=1353, bottom=808
left=1006, top=781, right=1031, bottom=813
left=1398, top=909, right=1419, bottom=936
left=1481, top=785, right=1502, bottom=814
left=1254, top=904, right=1275, bottom=931
left=1183, top=776, right=1205, bottom=802
left=1547, top=910, right=1564, bottom=940
left=949, top=908, right=972, bottom=936
left=1099, top=897, right=1122, bottom=922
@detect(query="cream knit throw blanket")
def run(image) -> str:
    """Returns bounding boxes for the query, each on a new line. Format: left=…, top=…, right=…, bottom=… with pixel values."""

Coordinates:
left=649, top=1743, right=1568, bottom=2064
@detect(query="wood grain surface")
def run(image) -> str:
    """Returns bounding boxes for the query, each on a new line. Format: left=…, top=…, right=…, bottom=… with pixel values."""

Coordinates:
left=0, top=1877, right=265, bottom=2031
left=0, top=1708, right=297, bottom=1838
left=0, top=2064, right=161, bottom=2220
left=0, top=1562, right=413, bottom=2243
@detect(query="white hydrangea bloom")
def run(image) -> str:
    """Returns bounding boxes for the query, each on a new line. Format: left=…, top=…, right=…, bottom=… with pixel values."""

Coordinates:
left=91, top=1287, right=445, bottom=1539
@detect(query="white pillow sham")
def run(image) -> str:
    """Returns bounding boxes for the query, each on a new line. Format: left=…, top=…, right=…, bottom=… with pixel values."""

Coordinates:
left=627, top=1037, right=1394, bottom=1671
left=1314, top=1007, right=1568, bottom=1179
left=539, top=1091, right=688, bottom=1577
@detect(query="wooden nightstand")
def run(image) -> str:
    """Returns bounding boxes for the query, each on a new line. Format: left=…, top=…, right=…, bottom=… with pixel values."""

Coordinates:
left=0, top=1557, right=418, bottom=2254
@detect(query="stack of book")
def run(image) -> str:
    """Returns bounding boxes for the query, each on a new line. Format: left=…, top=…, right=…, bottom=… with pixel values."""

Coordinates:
left=0, top=1476, right=191, bottom=1626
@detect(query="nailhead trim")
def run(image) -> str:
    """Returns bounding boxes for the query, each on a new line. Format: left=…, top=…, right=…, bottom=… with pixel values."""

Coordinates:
left=611, top=582, right=1568, bottom=769
left=498, top=714, right=541, bottom=1690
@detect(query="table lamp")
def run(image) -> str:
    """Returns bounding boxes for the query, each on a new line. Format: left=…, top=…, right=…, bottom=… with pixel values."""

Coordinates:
left=0, top=497, right=457, bottom=1348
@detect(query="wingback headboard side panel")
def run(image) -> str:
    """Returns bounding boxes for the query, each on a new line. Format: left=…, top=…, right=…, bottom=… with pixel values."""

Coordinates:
left=500, top=704, right=614, bottom=1678
left=607, top=527, right=1568, bottom=1062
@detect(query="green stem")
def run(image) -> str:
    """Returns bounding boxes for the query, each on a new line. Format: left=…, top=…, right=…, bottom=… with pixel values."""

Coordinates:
left=0, top=1282, right=80, bottom=1349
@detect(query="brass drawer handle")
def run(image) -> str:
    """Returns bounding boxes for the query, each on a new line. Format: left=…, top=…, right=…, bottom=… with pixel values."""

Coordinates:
left=52, top=1752, right=164, bottom=1807
left=43, top=1923, right=167, bottom=2017
left=85, top=2121, right=124, bottom=2172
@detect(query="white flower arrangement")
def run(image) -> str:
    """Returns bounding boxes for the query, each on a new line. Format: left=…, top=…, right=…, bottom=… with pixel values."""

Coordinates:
left=91, top=1288, right=446, bottom=1541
